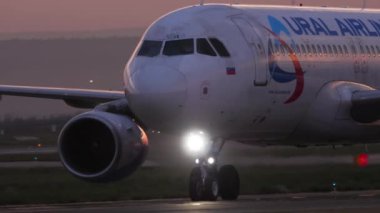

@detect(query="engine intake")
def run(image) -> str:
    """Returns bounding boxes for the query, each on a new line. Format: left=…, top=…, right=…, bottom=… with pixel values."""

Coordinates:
left=58, top=111, right=148, bottom=182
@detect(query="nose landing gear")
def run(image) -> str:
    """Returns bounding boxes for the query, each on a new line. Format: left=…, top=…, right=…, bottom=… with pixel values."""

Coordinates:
left=189, top=165, right=219, bottom=201
left=188, top=138, right=240, bottom=201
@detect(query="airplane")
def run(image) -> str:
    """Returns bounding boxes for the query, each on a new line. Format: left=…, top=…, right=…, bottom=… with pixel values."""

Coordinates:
left=2, top=3, right=380, bottom=201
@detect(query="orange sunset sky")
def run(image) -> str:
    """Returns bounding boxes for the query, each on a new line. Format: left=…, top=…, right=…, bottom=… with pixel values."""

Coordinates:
left=1, top=0, right=380, bottom=35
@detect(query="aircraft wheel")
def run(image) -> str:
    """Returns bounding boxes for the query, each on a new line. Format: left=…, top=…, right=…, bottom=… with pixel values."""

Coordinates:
left=189, top=167, right=203, bottom=201
left=204, top=175, right=218, bottom=201
left=218, top=165, right=240, bottom=200
left=189, top=166, right=218, bottom=201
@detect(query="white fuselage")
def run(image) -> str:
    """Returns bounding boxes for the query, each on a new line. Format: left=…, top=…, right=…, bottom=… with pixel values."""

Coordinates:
left=124, top=4, right=380, bottom=146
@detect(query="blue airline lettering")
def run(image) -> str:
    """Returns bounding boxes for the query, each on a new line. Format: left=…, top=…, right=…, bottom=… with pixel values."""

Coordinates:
left=318, top=18, right=339, bottom=36
left=347, top=18, right=368, bottom=36
left=274, top=16, right=380, bottom=37
left=361, top=19, right=379, bottom=36
left=335, top=19, right=354, bottom=36
left=310, top=18, right=328, bottom=35
left=294, top=17, right=316, bottom=35
left=344, top=19, right=358, bottom=36
left=368, top=20, right=380, bottom=34
left=282, top=17, right=303, bottom=35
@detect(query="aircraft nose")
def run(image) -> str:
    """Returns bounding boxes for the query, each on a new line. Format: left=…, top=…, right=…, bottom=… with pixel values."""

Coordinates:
left=127, top=65, right=187, bottom=129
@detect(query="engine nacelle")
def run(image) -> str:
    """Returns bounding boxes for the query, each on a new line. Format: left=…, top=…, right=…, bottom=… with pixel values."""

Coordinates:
left=58, top=111, right=148, bottom=182
left=293, top=81, right=378, bottom=142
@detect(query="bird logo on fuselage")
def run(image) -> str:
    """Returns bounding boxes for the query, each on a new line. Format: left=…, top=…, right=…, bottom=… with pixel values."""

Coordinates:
left=264, top=16, right=305, bottom=104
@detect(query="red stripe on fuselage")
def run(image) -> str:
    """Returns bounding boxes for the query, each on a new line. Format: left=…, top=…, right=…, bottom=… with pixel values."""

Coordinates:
left=263, top=27, right=305, bottom=104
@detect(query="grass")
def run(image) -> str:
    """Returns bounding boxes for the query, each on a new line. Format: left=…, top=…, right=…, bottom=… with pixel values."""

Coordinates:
left=1, top=117, right=380, bottom=205
left=0, top=167, right=189, bottom=205
left=1, top=164, right=380, bottom=205
left=239, top=165, right=380, bottom=194
left=0, top=153, right=59, bottom=162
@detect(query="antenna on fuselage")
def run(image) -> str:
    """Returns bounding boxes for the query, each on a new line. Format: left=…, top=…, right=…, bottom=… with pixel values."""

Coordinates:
left=200, top=0, right=204, bottom=5
left=362, top=0, right=367, bottom=9
left=291, top=0, right=296, bottom=6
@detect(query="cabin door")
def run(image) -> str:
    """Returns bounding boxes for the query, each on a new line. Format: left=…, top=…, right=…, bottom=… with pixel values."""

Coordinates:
left=231, top=16, right=268, bottom=86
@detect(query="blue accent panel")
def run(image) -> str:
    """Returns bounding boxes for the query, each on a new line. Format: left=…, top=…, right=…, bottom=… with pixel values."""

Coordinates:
left=268, top=39, right=296, bottom=83
left=268, top=16, right=292, bottom=37
left=269, top=60, right=297, bottom=83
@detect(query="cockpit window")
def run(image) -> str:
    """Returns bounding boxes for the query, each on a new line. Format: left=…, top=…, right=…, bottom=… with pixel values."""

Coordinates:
left=208, top=38, right=231, bottom=57
left=197, top=38, right=217, bottom=56
left=137, top=40, right=162, bottom=57
left=163, top=39, right=194, bottom=56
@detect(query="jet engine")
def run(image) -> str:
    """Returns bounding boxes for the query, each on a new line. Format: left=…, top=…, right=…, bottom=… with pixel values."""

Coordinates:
left=58, top=111, right=148, bottom=182
left=293, top=81, right=380, bottom=142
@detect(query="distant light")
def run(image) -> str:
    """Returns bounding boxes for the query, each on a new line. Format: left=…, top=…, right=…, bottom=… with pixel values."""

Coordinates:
left=33, top=157, right=38, bottom=161
left=89, top=80, right=94, bottom=84
left=207, top=157, right=215, bottom=165
left=356, top=153, right=369, bottom=167
left=37, top=143, right=42, bottom=148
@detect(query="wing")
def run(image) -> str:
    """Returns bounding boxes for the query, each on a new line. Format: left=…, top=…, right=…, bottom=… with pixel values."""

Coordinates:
left=0, top=85, right=125, bottom=108
left=351, top=90, right=380, bottom=123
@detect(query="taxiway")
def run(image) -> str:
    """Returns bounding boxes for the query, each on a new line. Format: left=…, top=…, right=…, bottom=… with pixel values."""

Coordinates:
left=2, top=190, right=380, bottom=213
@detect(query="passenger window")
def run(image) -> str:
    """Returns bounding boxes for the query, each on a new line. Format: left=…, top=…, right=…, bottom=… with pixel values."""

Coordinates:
left=327, top=45, right=333, bottom=55
left=322, top=45, right=327, bottom=56
left=311, top=45, right=317, bottom=55
left=351, top=45, right=357, bottom=56
left=343, top=45, right=349, bottom=56
left=163, top=39, right=194, bottom=56
left=306, top=45, right=311, bottom=55
left=365, top=45, right=371, bottom=57
left=197, top=38, right=217, bottom=56
left=296, top=44, right=301, bottom=55
left=338, top=45, right=343, bottom=56
left=360, top=45, right=365, bottom=56
left=290, top=44, right=296, bottom=55
left=317, top=45, right=322, bottom=56
left=332, top=45, right=338, bottom=55
left=209, top=38, right=231, bottom=57
left=301, top=44, right=306, bottom=55
left=371, top=46, right=376, bottom=57
left=268, top=41, right=274, bottom=55
left=275, top=43, right=280, bottom=55
left=138, top=40, right=163, bottom=57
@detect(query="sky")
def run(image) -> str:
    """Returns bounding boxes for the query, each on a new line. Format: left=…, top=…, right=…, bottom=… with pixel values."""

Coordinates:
left=1, top=0, right=380, bottom=35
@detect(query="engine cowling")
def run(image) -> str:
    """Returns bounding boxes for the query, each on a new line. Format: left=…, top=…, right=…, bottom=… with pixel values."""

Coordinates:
left=58, top=111, right=148, bottom=182
left=293, top=81, right=380, bottom=142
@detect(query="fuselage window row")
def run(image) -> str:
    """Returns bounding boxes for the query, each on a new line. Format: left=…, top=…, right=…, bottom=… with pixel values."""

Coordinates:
left=269, top=41, right=380, bottom=58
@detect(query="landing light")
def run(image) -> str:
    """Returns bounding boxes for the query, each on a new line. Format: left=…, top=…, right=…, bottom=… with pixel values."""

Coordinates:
left=183, top=131, right=210, bottom=156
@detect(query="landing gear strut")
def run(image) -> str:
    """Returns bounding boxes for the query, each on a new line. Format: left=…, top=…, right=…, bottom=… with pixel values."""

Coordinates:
left=188, top=138, right=240, bottom=201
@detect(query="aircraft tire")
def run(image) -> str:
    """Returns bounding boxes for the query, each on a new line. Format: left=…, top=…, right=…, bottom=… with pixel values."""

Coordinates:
left=189, top=167, right=203, bottom=201
left=204, top=175, right=218, bottom=201
left=218, top=165, right=240, bottom=200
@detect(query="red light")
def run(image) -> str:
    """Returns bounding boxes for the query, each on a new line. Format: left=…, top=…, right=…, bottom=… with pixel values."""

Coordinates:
left=356, top=153, right=369, bottom=168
